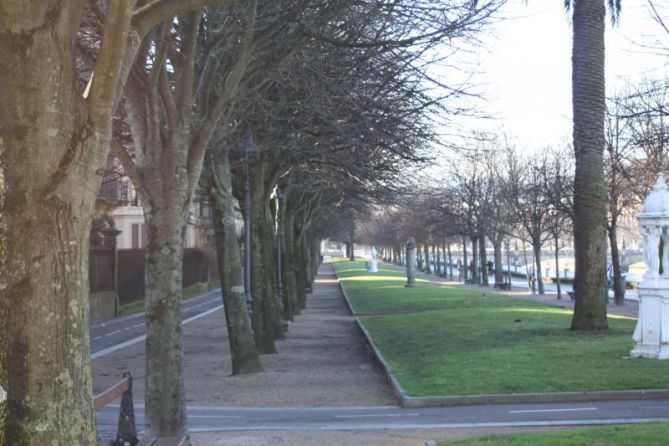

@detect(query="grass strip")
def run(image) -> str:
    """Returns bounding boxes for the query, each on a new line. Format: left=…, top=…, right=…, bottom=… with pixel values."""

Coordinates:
left=437, top=422, right=669, bottom=446
left=334, top=261, right=669, bottom=396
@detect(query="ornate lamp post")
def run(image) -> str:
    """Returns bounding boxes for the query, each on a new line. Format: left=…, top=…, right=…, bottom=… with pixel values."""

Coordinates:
left=236, top=135, right=259, bottom=316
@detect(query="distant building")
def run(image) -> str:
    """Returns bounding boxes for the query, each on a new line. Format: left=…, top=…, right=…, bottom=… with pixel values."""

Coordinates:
left=97, top=155, right=213, bottom=249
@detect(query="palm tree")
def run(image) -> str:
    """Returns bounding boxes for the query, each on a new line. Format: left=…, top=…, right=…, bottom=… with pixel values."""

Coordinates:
left=568, top=0, right=620, bottom=330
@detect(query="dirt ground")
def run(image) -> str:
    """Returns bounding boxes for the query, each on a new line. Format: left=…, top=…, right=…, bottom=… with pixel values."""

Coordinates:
left=92, top=272, right=395, bottom=407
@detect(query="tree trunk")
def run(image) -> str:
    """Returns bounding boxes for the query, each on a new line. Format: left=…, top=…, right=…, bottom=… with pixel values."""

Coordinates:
left=570, top=0, right=609, bottom=330
left=436, top=245, right=442, bottom=276
left=447, top=243, right=453, bottom=279
left=532, top=235, right=545, bottom=294
left=522, top=240, right=533, bottom=292
left=295, top=230, right=308, bottom=309
left=210, top=154, right=262, bottom=374
left=608, top=221, right=625, bottom=305
left=250, top=165, right=277, bottom=354
left=470, top=236, right=479, bottom=284
left=260, top=191, right=283, bottom=340
left=282, top=204, right=300, bottom=318
left=143, top=211, right=189, bottom=437
left=1, top=167, right=98, bottom=445
left=479, top=234, right=489, bottom=286
left=493, top=239, right=503, bottom=286
left=554, top=235, right=563, bottom=300
left=0, top=9, right=101, bottom=442
left=462, top=236, right=468, bottom=282
left=424, top=244, right=431, bottom=274
left=276, top=194, right=292, bottom=320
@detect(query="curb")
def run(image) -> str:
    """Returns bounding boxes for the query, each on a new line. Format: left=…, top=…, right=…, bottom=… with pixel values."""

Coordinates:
left=333, top=263, right=669, bottom=408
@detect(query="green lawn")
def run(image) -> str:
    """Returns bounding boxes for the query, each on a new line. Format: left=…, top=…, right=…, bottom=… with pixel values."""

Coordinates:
left=334, top=261, right=669, bottom=396
left=438, top=423, right=669, bottom=446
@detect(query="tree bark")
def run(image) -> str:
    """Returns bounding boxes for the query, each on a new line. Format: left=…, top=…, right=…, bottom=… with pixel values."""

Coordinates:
left=143, top=211, right=188, bottom=437
left=570, top=0, right=609, bottom=330
left=608, top=221, right=625, bottom=305
left=259, top=182, right=283, bottom=340
left=522, top=240, right=533, bottom=292
left=470, top=236, right=479, bottom=284
left=447, top=243, right=453, bottom=279
left=250, top=163, right=277, bottom=354
left=210, top=153, right=262, bottom=374
left=479, top=234, right=489, bottom=286
left=462, top=236, right=468, bottom=282
left=0, top=5, right=99, bottom=443
left=295, top=230, right=308, bottom=309
left=532, top=234, right=545, bottom=294
left=493, top=238, right=504, bottom=286
left=554, top=235, right=563, bottom=300
left=283, top=204, right=300, bottom=318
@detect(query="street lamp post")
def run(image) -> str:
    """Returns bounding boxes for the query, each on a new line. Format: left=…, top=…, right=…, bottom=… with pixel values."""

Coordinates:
left=236, top=136, right=259, bottom=317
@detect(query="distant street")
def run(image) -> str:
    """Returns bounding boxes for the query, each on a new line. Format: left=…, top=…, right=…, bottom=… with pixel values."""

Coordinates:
left=96, top=399, right=669, bottom=436
left=90, top=289, right=222, bottom=359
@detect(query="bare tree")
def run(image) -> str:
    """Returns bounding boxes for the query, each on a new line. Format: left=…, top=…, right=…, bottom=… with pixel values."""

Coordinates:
left=0, top=2, right=234, bottom=442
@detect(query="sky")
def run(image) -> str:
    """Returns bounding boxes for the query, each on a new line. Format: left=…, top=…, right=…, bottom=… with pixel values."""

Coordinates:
left=443, top=0, right=668, bottom=153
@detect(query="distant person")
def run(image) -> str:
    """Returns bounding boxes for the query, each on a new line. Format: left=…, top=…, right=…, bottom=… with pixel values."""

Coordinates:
left=607, top=263, right=614, bottom=288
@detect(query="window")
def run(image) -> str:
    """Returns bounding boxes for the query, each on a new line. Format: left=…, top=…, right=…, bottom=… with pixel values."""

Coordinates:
left=131, top=224, right=140, bottom=249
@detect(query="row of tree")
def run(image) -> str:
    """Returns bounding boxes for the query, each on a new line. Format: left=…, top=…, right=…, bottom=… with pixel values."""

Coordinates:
left=0, top=0, right=505, bottom=444
left=358, top=74, right=669, bottom=323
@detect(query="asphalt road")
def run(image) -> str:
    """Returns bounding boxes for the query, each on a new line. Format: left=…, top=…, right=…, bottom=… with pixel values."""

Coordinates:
left=96, top=399, right=669, bottom=436
left=89, top=289, right=222, bottom=359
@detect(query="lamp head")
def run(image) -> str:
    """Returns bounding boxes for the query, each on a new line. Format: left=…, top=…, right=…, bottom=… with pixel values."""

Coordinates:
left=236, top=135, right=259, bottom=154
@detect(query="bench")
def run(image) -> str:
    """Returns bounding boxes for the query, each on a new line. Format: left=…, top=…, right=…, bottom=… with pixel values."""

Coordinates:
left=494, top=282, right=511, bottom=290
left=567, top=291, right=575, bottom=301
left=95, top=372, right=188, bottom=446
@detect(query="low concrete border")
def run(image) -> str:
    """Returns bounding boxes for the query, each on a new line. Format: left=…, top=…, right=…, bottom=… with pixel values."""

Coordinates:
left=334, top=264, right=669, bottom=408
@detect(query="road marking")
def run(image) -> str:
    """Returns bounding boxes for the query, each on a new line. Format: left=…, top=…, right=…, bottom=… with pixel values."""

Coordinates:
left=93, top=336, right=103, bottom=341
left=186, top=418, right=667, bottom=433
left=509, top=407, right=597, bottom=414
left=189, top=415, right=243, bottom=419
left=106, top=330, right=122, bottom=336
left=91, top=305, right=222, bottom=359
left=182, top=305, right=222, bottom=324
left=335, top=413, right=419, bottom=419
left=638, top=405, right=669, bottom=410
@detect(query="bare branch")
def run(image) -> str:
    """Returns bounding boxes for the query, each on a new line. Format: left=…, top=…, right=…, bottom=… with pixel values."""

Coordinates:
left=88, top=1, right=135, bottom=121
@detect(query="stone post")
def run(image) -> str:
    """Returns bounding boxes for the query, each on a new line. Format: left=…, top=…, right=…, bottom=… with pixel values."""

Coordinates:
left=406, top=237, right=416, bottom=288
left=631, top=174, right=669, bottom=359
